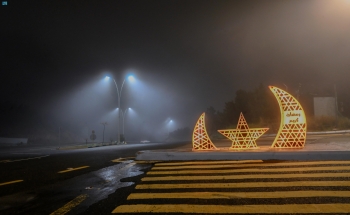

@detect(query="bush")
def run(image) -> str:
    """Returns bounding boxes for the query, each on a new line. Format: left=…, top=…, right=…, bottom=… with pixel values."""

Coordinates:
left=307, top=116, right=350, bottom=131
left=336, top=117, right=350, bottom=130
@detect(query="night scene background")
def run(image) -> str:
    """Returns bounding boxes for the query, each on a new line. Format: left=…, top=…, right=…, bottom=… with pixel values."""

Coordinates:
left=1, top=0, right=350, bottom=144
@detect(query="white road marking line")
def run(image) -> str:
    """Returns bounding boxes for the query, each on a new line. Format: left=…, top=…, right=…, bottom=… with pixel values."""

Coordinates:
left=0, top=180, right=23, bottom=186
left=50, top=194, right=88, bottom=215
left=1, top=155, right=50, bottom=163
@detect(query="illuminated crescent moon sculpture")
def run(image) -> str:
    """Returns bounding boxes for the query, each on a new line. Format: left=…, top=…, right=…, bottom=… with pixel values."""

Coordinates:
left=192, top=113, right=217, bottom=151
left=269, top=86, right=307, bottom=148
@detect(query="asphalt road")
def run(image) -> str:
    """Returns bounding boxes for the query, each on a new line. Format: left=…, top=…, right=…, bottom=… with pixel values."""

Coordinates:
left=1, top=133, right=350, bottom=214
left=0, top=141, right=188, bottom=214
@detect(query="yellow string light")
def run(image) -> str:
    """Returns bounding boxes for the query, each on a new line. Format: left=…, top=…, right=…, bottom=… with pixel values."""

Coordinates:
left=192, top=113, right=217, bottom=151
left=269, top=86, right=307, bottom=148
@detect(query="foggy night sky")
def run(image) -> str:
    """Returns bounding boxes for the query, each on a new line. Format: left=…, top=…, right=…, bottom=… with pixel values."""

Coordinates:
left=1, top=0, right=350, bottom=141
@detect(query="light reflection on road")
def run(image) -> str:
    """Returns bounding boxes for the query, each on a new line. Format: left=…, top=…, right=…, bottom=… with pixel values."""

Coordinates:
left=0, top=160, right=151, bottom=214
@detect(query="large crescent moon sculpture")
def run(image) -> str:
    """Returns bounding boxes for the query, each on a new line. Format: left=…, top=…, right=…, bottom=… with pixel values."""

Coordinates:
left=269, top=86, right=307, bottom=148
left=192, top=113, right=217, bottom=151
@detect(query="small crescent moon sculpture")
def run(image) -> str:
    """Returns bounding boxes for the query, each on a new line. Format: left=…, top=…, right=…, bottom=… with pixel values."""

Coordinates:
left=269, top=86, right=307, bottom=148
left=192, top=113, right=217, bottom=151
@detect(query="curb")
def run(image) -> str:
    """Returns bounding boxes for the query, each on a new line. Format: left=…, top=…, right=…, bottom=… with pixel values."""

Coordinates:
left=263, top=129, right=350, bottom=137
left=135, top=149, right=350, bottom=161
left=307, top=130, right=350, bottom=135
left=58, top=142, right=127, bottom=150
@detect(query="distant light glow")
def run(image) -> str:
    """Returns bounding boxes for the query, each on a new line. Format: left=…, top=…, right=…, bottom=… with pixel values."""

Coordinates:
left=2, top=1, right=7, bottom=6
left=105, top=76, right=110, bottom=81
left=127, top=75, right=135, bottom=82
left=126, top=108, right=136, bottom=117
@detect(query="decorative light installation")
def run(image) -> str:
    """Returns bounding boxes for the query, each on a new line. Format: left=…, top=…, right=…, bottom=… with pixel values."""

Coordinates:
left=192, top=113, right=217, bottom=151
left=218, top=113, right=269, bottom=150
left=269, top=86, right=307, bottom=148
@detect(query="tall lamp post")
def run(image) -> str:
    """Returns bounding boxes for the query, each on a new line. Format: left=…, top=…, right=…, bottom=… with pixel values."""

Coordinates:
left=119, top=108, right=130, bottom=144
left=101, top=122, right=108, bottom=143
left=121, top=108, right=130, bottom=135
left=105, top=75, right=135, bottom=143
left=168, top=119, right=173, bottom=138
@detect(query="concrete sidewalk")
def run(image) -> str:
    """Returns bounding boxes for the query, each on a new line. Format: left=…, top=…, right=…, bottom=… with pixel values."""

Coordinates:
left=136, top=132, right=350, bottom=161
left=135, top=145, right=350, bottom=161
left=58, top=142, right=127, bottom=150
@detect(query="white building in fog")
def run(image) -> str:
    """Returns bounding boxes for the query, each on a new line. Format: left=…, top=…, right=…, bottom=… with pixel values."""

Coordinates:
left=313, top=97, right=337, bottom=117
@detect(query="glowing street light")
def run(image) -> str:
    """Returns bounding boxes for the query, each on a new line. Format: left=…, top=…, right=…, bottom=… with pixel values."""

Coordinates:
left=128, top=75, right=135, bottom=82
left=167, top=119, right=174, bottom=137
left=105, top=75, right=135, bottom=143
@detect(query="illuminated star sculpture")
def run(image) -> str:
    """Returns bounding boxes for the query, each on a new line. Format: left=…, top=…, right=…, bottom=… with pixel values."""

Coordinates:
left=218, top=113, right=269, bottom=150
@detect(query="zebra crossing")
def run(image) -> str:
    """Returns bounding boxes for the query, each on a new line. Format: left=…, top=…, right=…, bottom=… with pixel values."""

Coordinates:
left=112, top=160, right=350, bottom=214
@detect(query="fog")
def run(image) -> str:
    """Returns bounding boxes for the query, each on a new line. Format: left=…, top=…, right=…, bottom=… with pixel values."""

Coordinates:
left=46, top=72, right=189, bottom=142
left=1, top=0, right=350, bottom=142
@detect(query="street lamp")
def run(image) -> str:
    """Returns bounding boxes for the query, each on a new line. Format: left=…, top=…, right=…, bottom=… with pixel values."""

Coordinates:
left=128, top=76, right=135, bottom=82
left=105, top=75, right=135, bottom=143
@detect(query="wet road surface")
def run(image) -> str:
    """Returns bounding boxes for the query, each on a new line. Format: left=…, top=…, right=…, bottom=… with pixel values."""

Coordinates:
left=0, top=141, right=187, bottom=214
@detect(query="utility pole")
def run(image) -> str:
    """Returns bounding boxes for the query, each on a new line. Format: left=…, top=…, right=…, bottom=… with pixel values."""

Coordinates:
left=101, top=122, right=108, bottom=143
left=334, top=84, right=339, bottom=118
left=84, top=122, right=90, bottom=145
left=297, top=83, right=301, bottom=100
left=58, top=127, right=61, bottom=149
